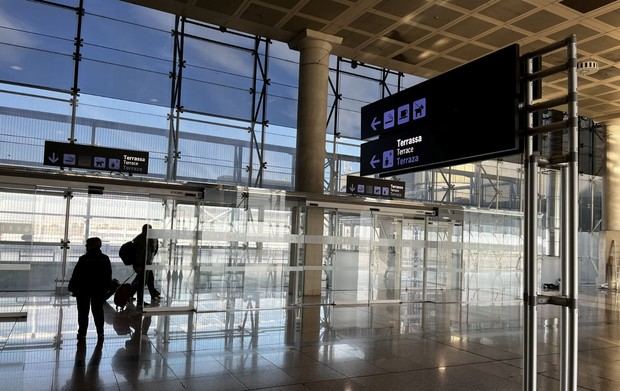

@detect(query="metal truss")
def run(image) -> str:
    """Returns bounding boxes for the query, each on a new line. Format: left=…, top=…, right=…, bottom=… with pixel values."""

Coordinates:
left=167, top=16, right=185, bottom=181
left=69, top=0, right=84, bottom=144
left=247, top=36, right=270, bottom=188
left=324, top=58, right=402, bottom=193
left=325, top=57, right=342, bottom=194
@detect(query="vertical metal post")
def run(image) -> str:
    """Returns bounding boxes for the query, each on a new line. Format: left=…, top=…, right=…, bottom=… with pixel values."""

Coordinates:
left=60, top=189, right=73, bottom=285
left=423, top=218, right=429, bottom=302
left=190, top=201, right=200, bottom=311
left=166, top=16, right=184, bottom=181
left=172, top=19, right=185, bottom=180
left=247, top=37, right=259, bottom=187
left=257, top=40, right=270, bottom=188
left=560, top=165, right=570, bottom=390
left=566, top=34, right=579, bottom=391
left=69, top=0, right=84, bottom=143
left=526, top=153, right=539, bottom=391
left=523, top=55, right=536, bottom=391
left=330, top=57, right=341, bottom=194
left=476, top=163, right=482, bottom=208
left=590, top=177, right=594, bottom=232
left=496, top=161, right=501, bottom=210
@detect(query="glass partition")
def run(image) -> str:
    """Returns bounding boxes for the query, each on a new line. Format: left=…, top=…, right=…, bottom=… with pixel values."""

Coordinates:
left=325, top=209, right=372, bottom=305
left=195, top=188, right=304, bottom=315
left=370, top=213, right=402, bottom=303
left=462, top=210, right=523, bottom=305
left=145, top=200, right=198, bottom=312
left=67, top=192, right=164, bottom=287
left=400, top=218, right=426, bottom=302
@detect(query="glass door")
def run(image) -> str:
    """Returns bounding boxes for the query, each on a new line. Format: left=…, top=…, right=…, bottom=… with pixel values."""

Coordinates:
left=328, top=209, right=372, bottom=305
left=401, top=218, right=426, bottom=302
left=146, top=199, right=198, bottom=312
left=425, top=218, right=463, bottom=303
left=369, top=213, right=401, bottom=303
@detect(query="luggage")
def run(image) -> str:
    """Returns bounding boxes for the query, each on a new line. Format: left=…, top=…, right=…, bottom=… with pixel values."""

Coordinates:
left=114, top=283, right=133, bottom=310
left=107, top=273, right=135, bottom=310
left=104, top=278, right=121, bottom=300
left=119, top=240, right=136, bottom=265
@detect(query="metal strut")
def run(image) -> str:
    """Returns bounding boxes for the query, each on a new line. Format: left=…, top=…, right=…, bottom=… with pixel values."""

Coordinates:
left=521, top=35, right=579, bottom=391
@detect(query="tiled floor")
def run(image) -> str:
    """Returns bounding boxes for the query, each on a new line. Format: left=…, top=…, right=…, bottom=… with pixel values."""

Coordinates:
left=0, top=290, right=618, bottom=390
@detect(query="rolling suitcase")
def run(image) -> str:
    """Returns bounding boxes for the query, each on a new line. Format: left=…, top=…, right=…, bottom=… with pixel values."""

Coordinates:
left=114, top=283, right=133, bottom=310
left=104, top=278, right=121, bottom=301
left=111, top=273, right=135, bottom=310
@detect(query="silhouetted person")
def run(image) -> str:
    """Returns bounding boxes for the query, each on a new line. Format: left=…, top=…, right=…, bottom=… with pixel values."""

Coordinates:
left=68, top=237, right=112, bottom=342
left=132, top=224, right=160, bottom=308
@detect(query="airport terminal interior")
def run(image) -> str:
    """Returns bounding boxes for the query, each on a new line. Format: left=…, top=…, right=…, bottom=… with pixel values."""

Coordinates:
left=2, top=0, right=620, bottom=390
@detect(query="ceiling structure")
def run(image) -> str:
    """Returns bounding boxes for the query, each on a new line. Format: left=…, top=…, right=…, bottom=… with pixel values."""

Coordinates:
left=127, top=0, right=620, bottom=123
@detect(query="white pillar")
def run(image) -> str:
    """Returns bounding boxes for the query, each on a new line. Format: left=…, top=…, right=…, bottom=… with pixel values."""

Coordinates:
left=289, top=29, right=342, bottom=194
left=289, top=30, right=342, bottom=297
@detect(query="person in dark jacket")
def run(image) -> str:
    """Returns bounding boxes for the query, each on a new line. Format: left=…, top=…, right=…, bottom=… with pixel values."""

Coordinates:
left=68, top=237, right=112, bottom=342
left=132, top=224, right=160, bottom=308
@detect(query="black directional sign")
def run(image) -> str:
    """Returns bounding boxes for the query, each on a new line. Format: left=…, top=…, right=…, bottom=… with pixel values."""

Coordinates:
left=345, top=175, right=405, bottom=198
left=43, top=141, right=149, bottom=174
left=360, top=44, right=520, bottom=176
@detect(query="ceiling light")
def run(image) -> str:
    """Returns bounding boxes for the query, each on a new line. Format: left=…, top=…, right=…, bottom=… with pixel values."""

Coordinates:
left=577, top=60, right=599, bottom=76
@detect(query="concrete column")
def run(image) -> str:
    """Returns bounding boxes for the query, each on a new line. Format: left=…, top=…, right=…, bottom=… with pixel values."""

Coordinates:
left=604, top=121, right=620, bottom=231
left=289, top=30, right=342, bottom=299
left=602, top=120, right=620, bottom=286
left=289, top=29, right=342, bottom=194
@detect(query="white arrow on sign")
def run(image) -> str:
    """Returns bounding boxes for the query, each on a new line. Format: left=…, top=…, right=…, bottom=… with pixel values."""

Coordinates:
left=349, top=184, right=356, bottom=192
left=370, top=155, right=380, bottom=169
left=48, top=153, right=59, bottom=163
left=371, top=117, right=381, bottom=131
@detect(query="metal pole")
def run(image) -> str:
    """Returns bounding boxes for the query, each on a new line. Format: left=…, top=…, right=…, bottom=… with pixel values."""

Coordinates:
left=69, top=0, right=84, bottom=144
left=172, top=18, right=185, bottom=181
left=566, top=34, right=579, bottom=391
left=423, top=218, right=428, bottom=302
left=190, top=201, right=200, bottom=311
left=526, top=153, right=538, bottom=391
left=257, top=40, right=269, bottom=188
left=496, top=161, right=500, bottom=210
left=330, top=57, right=341, bottom=194
left=247, top=37, right=259, bottom=187
left=560, top=165, right=570, bottom=391
left=590, top=178, right=594, bottom=232
left=523, top=55, right=535, bottom=391
left=166, top=16, right=180, bottom=181
left=60, top=189, right=73, bottom=285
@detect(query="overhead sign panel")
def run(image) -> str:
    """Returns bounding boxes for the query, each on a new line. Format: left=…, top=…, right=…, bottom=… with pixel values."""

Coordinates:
left=345, top=175, right=405, bottom=198
left=360, top=44, right=520, bottom=176
left=43, top=141, right=149, bottom=174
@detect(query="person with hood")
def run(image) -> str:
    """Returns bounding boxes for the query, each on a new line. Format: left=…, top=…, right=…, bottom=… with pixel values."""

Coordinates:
left=68, top=237, right=112, bottom=343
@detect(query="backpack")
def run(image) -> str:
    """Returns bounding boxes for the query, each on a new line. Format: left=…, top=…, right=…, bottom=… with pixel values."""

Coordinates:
left=119, top=241, right=136, bottom=265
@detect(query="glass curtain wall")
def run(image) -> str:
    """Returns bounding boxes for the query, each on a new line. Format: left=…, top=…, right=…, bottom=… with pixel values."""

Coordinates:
left=0, top=0, right=400, bottom=189
left=0, top=1, right=604, bottom=224
left=0, top=181, right=598, bottom=316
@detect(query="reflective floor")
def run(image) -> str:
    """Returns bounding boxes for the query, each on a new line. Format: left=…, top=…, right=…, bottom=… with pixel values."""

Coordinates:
left=0, top=289, right=618, bottom=390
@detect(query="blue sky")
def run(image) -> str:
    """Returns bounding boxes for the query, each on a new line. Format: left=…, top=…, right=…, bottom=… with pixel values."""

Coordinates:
left=0, top=0, right=425, bottom=179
